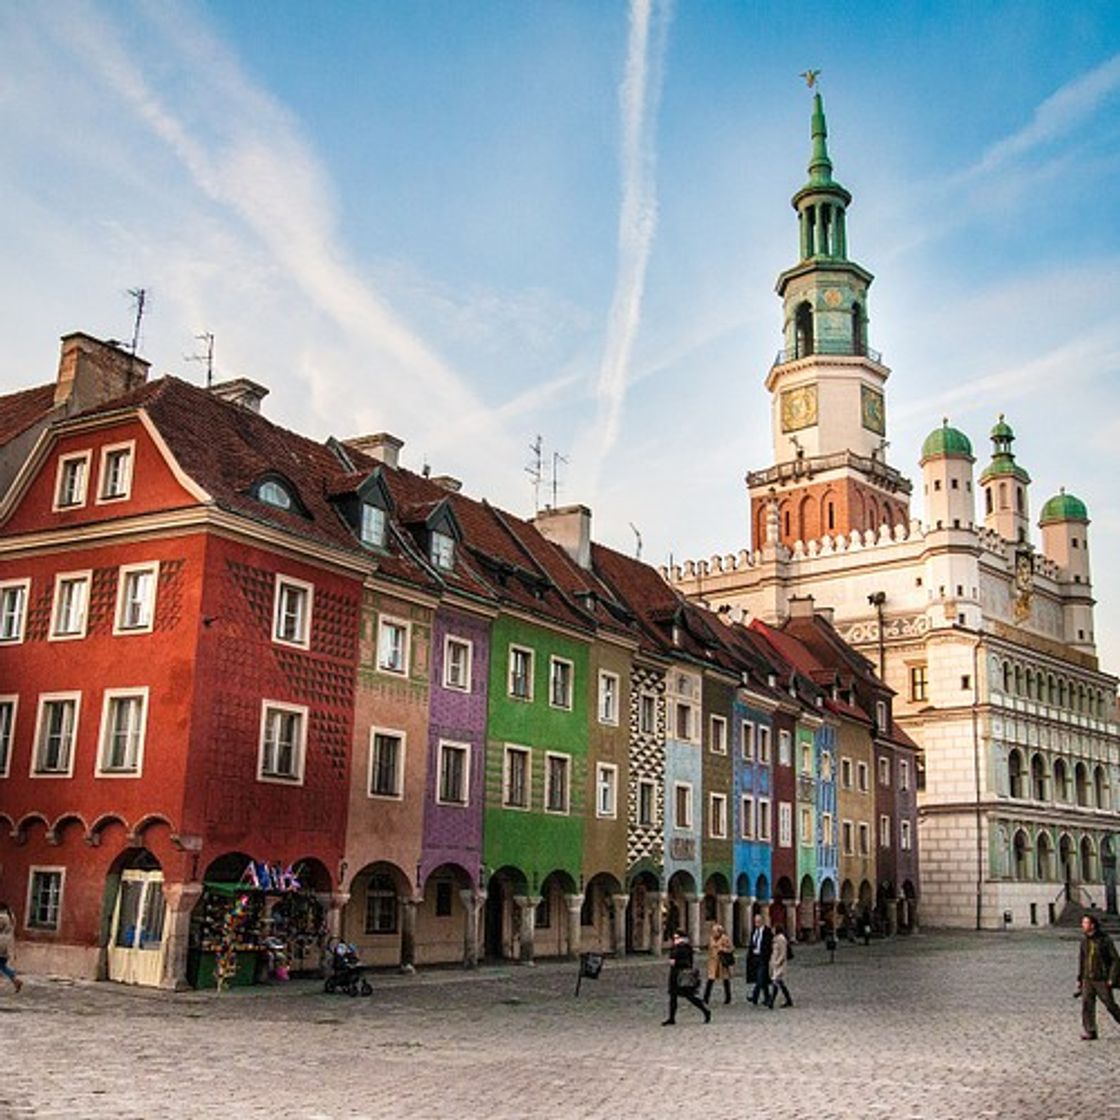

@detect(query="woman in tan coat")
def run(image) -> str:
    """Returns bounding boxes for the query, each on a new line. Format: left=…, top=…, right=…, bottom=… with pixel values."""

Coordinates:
left=703, top=923, right=733, bottom=1005
left=0, top=903, right=22, bottom=993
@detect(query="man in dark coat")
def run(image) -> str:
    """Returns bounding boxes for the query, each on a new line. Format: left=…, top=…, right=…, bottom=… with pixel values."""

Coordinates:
left=1078, top=913, right=1120, bottom=1040
left=663, top=929, right=710, bottom=1025
left=746, top=913, right=774, bottom=1006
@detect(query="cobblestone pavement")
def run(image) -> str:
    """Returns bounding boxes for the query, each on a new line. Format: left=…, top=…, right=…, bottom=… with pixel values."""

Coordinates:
left=2, top=929, right=1117, bottom=1120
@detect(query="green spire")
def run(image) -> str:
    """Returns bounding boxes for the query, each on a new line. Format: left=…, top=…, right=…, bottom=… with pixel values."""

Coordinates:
left=808, top=92, right=835, bottom=186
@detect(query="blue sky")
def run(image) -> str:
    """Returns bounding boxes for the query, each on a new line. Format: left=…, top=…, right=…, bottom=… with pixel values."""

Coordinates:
left=1, top=1, right=1119, bottom=668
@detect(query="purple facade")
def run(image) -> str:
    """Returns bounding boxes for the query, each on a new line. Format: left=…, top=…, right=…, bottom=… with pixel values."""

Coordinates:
left=420, top=605, right=491, bottom=885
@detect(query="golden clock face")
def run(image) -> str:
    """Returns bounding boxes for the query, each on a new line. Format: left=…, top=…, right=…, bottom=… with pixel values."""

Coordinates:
left=781, top=384, right=818, bottom=433
left=861, top=385, right=885, bottom=435
left=823, top=288, right=843, bottom=308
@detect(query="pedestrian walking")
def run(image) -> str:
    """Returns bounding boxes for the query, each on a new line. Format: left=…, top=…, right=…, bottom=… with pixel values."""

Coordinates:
left=745, top=913, right=774, bottom=1006
left=1077, top=913, right=1120, bottom=1041
left=662, top=929, right=710, bottom=1026
left=766, top=925, right=793, bottom=1008
left=703, top=922, right=733, bottom=1006
left=0, top=903, right=22, bottom=993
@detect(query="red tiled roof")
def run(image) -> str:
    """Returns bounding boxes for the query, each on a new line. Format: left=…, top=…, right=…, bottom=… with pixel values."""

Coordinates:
left=0, top=383, right=56, bottom=446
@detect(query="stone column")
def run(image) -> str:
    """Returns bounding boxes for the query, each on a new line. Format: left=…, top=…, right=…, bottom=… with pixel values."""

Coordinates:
left=324, top=892, right=350, bottom=943
left=160, top=882, right=203, bottom=991
left=717, top=894, right=734, bottom=937
left=399, top=895, right=419, bottom=973
left=565, top=894, right=584, bottom=959
left=460, top=888, right=485, bottom=969
left=886, top=898, right=898, bottom=937
left=513, top=896, right=540, bottom=964
left=735, top=896, right=753, bottom=947
left=649, top=891, right=665, bottom=956
left=610, top=893, right=630, bottom=956
left=686, top=895, right=700, bottom=944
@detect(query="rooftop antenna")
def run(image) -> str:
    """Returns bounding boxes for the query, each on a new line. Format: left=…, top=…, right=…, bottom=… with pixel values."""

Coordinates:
left=525, top=435, right=544, bottom=514
left=550, top=450, right=569, bottom=510
left=126, top=287, right=148, bottom=357
left=629, top=522, right=643, bottom=561
left=185, top=331, right=215, bottom=388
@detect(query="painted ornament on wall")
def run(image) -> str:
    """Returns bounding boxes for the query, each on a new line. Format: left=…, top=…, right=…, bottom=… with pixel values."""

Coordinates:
left=861, top=385, right=885, bottom=435
left=781, top=384, right=818, bottom=433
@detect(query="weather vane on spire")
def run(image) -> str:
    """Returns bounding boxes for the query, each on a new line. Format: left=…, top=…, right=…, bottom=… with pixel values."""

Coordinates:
left=800, top=69, right=821, bottom=89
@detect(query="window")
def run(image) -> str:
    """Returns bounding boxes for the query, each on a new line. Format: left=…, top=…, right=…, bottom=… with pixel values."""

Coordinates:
left=800, top=806, right=812, bottom=846
left=437, top=741, right=469, bottom=805
left=857, top=761, right=870, bottom=792
left=909, top=665, right=928, bottom=702
left=33, top=694, right=79, bottom=776
left=639, top=692, right=657, bottom=736
left=741, top=794, right=754, bottom=839
left=360, top=502, right=386, bottom=547
left=637, top=779, right=656, bottom=826
left=503, top=746, right=530, bottom=809
left=841, top=757, right=853, bottom=789
left=876, top=700, right=889, bottom=734
left=598, top=672, right=619, bottom=725
left=365, top=874, right=398, bottom=934
left=757, top=798, right=772, bottom=841
left=880, top=814, right=892, bottom=848
left=842, top=820, right=854, bottom=855
left=50, top=572, right=90, bottom=639
left=54, top=452, right=90, bottom=509
left=858, top=822, right=871, bottom=856
left=97, top=689, right=148, bottom=775
left=778, top=729, right=792, bottom=766
left=26, top=868, right=63, bottom=931
left=377, top=617, right=409, bottom=675
left=0, top=580, right=29, bottom=644
left=115, top=563, right=158, bottom=634
left=443, top=636, right=472, bottom=692
left=429, top=530, right=455, bottom=571
left=900, top=819, right=913, bottom=850
left=435, top=881, right=453, bottom=917
left=800, top=741, right=812, bottom=775
left=674, top=702, right=693, bottom=741
left=821, top=811, right=834, bottom=846
left=257, top=479, right=292, bottom=510
left=97, top=442, right=133, bottom=502
left=741, top=720, right=756, bottom=761
left=273, top=576, right=312, bottom=648
left=550, top=657, right=573, bottom=710
left=0, top=696, right=16, bottom=777
left=899, top=759, right=911, bottom=791
left=674, top=783, right=693, bottom=830
left=878, top=757, right=891, bottom=787
left=369, top=730, right=404, bottom=798
left=508, top=645, right=534, bottom=700
left=596, top=763, right=618, bottom=818
left=820, top=751, right=833, bottom=782
left=545, top=753, right=570, bottom=814
left=709, top=792, right=728, bottom=839
left=778, top=802, right=792, bottom=847
left=258, top=702, right=307, bottom=783
left=758, top=725, right=772, bottom=764
left=709, top=715, right=728, bottom=755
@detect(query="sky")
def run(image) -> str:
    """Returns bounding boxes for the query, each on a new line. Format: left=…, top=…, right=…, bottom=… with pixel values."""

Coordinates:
left=1, top=1, right=1119, bottom=668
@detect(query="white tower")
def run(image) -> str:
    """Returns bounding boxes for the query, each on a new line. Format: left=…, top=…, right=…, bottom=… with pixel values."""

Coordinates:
left=979, top=416, right=1030, bottom=544
left=1039, top=489, right=1095, bottom=652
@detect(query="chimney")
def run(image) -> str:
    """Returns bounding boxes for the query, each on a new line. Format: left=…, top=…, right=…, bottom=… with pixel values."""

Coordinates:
left=788, top=595, right=815, bottom=619
left=533, top=504, right=592, bottom=570
left=430, top=475, right=462, bottom=493
left=210, top=377, right=269, bottom=413
left=344, top=432, right=403, bottom=469
left=55, top=332, right=149, bottom=410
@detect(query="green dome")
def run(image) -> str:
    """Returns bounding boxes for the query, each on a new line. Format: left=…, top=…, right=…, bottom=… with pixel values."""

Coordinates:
left=1040, top=489, right=1088, bottom=524
left=921, top=419, right=973, bottom=461
left=990, top=416, right=1014, bottom=440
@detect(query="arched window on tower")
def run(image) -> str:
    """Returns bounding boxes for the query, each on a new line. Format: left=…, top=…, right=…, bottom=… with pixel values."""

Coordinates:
left=1017, top=486, right=1024, bottom=513
left=851, top=302, right=864, bottom=356
left=795, top=302, right=814, bottom=358
left=985, top=488, right=993, bottom=515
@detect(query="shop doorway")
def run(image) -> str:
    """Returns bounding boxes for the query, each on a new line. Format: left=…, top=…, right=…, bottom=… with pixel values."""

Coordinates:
left=107, top=858, right=167, bottom=987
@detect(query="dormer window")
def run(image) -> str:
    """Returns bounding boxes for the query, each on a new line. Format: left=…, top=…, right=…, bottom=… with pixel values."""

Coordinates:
left=361, top=502, right=387, bottom=548
left=430, top=530, right=455, bottom=571
left=257, top=479, right=292, bottom=510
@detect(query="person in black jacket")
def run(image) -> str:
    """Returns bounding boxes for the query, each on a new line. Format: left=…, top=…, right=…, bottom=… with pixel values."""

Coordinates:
left=663, top=929, right=710, bottom=1025
left=1078, top=913, right=1120, bottom=1040
left=746, top=913, right=774, bottom=1006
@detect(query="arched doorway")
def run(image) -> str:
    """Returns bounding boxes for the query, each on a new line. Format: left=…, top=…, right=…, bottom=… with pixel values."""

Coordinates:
left=1035, top=832, right=1054, bottom=882
left=798, top=874, right=816, bottom=941
left=582, top=872, right=623, bottom=954
left=106, top=847, right=167, bottom=987
left=1059, top=833, right=1076, bottom=896
left=773, top=876, right=795, bottom=932
left=666, top=870, right=696, bottom=941
left=626, top=870, right=660, bottom=953
left=899, top=880, right=918, bottom=932
left=345, top=861, right=412, bottom=968
left=485, top=866, right=528, bottom=961
left=1080, top=836, right=1097, bottom=883
left=536, top=870, right=578, bottom=959
left=819, top=878, right=837, bottom=937
left=418, top=863, right=476, bottom=966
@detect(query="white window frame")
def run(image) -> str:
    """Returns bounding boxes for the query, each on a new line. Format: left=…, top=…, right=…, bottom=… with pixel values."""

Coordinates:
left=778, top=801, right=793, bottom=848
left=96, top=687, right=149, bottom=777
left=367, top=727, right=406, bottom=800
left=841, top=757, right=853, bottom=789
left=879, top=813, right=892, bottom=848
left=673, top=782, right=694, bottom=830
left=842, top=819, right=854, bottom=855
left=876, top=700, right=889, bottom=733
left=709, top=791, right=728, bottom=839
left=858, top=821, right=871, bottom=856
left=96, top=440, right=134, bottom=503
left=857, top=761, right=870, bottom=793
left=741, top=720, right=756, bottom=761
left=821, top=811, right=834, bottom=846
left=0, top=695, right=17, bottom=778
left=800, top=741, right=813, bottom=775
left=674, top=701, right=694, bottom=742
left=637, top=778, right=656, bottom=826
left=31, top=692, right=81, bottom=778
left=503, top=745, right=532, bottom=810
left=50, top=570, right=91, bottom=641
left=0, top=578, right=30, bottom=644
left=596, top=762, right=618, bottom=819
left=741, top=794, right=754, bottom=839
left=26, top=866, right=65, bottom=932
left=443, top=635, right=473, bottom=692
left=598, top=671, right=620, bottom=725
left=508, top=645, right=534, bottom=701
left=800, top=806, right=813, bottom=847
left=257, top=701, right=308, bottom=785
left=272, top=574, right=314, bottom=650
left=377, top=616, right=411, bottom=676
left=758, top=725, right=772, bottom=765
left=360, top=502, right=387, bottom=548
left=436, top=739, right=470, bottom=806
left=778, top=729, right=792, bottom=767
left=429, top=530, right=455, bottom=570
left=639, top=692, right=657, bottom=736
left=757, top=797, right=772, bottom=841
left=900, top=819, right=913, bottom=850
left=549, top=656, right=574, bottom=711
left=878, top=756, right=891, bottom=787
left=114, top=562, right=159, bottom=635
left=53, top=451, right=91, bottom=511
left=899, top=759, right=911, bottom=791
left=544, top=751, right=571, bottom=815
left=709, top=714, right=728, bottom=755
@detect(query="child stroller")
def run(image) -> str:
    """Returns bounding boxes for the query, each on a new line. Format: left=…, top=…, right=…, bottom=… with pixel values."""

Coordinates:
left=324, top=938, right=373, bottom=996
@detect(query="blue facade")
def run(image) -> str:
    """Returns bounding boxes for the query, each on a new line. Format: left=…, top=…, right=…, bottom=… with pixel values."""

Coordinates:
left=815, top=720, right=838, bottom=900
left=733, top=697, right=773, bottom=903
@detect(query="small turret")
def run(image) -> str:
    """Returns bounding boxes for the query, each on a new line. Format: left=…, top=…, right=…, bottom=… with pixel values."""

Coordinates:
left=920, top=418, right=975, bottom=532
left=978, top=415, right=1031, bottom=543
left=1040, top=488, right=1094, bottom=651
